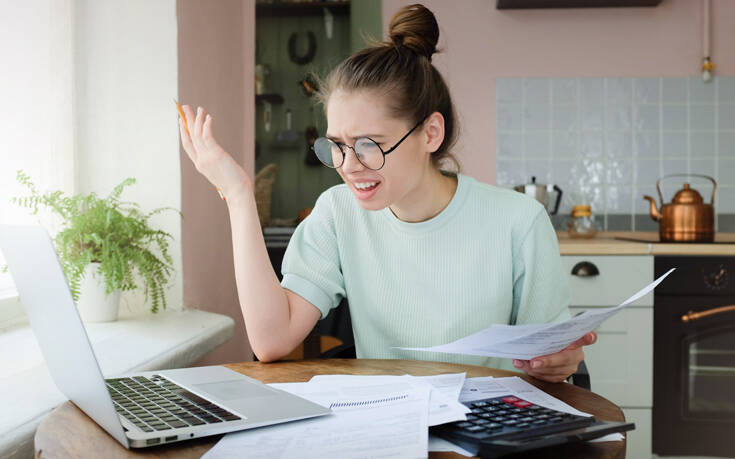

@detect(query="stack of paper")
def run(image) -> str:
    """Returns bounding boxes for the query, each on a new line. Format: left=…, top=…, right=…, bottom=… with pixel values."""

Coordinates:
left=308, top=373, right=470, bottom=426
left=202, top=374, right=454, bottom=459
left=203, top=374, right=624, bottom=458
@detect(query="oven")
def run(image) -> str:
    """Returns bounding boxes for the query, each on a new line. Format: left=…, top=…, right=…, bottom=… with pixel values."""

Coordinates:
left=653, top=256, right=735, bottom=457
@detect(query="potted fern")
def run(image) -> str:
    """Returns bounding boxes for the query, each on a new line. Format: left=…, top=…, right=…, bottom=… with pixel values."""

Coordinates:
left=11, top=171, right=180, bottom=322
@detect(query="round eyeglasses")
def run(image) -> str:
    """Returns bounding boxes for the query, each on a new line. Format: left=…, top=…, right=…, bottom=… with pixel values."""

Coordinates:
left=312, top=119, right=424, bottom=171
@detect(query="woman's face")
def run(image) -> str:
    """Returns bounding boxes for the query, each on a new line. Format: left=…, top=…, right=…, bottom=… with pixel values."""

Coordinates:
left=325, top=89, right=429, bottom=212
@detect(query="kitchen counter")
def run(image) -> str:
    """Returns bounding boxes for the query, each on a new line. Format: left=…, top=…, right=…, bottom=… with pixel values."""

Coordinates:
left=557, top=231, right=735, bottom=256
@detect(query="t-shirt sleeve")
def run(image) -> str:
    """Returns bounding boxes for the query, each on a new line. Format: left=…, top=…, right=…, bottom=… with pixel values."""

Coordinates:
left=280, top=190, right=345, bottom=320
left=510, top=209, right=571, bottom=326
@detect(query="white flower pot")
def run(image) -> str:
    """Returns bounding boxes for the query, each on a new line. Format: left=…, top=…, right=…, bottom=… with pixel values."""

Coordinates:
left=76, top=262, right=121, bottom=323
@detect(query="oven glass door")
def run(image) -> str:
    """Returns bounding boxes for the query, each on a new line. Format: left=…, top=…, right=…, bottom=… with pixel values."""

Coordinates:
left=686, top=325, right=735, bottom=418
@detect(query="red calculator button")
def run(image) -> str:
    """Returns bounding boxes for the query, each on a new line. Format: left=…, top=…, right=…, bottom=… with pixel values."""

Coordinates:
left=514, top=400, right=533, bottom=408
left=502, top=396, right=520, bottom=404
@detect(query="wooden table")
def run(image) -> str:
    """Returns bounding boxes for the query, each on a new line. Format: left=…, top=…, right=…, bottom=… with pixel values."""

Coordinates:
left=34, top=359, right=626, bottom=458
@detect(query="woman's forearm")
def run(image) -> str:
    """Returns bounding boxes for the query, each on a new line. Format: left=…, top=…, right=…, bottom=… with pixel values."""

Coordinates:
left=175, top=104, right=314, bottom=360
left=224, top=188, right=302, bottom=361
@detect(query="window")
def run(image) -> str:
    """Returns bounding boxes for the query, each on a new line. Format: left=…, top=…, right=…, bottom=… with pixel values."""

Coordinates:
left=0, top=0, right=75, bottom=326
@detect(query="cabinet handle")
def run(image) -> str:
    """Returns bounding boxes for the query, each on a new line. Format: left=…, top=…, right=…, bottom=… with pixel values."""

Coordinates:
left=571, top=261, right=600, bottom=277
left=681, top=304, right=735, bottom=323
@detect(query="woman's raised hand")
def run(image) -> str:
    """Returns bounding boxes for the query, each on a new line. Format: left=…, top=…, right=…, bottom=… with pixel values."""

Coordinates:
left=178, top=105, right=252, bottom=199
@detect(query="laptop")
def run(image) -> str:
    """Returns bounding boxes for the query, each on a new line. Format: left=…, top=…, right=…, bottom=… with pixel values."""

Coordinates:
left=0, top=224, right=331, bottom=448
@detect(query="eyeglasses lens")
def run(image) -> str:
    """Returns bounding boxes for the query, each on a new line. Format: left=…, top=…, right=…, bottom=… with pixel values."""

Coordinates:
left=354, top=138, right=384, bottom=170
left=313, top=137, right=384, bottom=170
left=313, top=137, right=341, bottom=168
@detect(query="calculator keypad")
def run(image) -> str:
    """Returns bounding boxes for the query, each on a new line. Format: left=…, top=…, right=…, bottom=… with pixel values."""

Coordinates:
left=433, top=395, right=595, bottom=444
left=465, top=397, right=571, bottom=432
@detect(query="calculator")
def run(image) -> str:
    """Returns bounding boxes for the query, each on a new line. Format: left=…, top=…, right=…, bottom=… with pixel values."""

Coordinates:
left=430, top=395, right=635, bottom=458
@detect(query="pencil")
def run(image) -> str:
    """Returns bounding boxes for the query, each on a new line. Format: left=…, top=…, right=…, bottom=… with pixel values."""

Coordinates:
left=173, top=99, right=190, bottom=135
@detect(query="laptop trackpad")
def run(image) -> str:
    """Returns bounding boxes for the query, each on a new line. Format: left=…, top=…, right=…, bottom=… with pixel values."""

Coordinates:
left=195, top=380, right=278, bottom=401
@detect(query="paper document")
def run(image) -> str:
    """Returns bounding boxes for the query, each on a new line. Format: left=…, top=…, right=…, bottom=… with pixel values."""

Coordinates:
left=428, top=435, right=475, bottom=456
left=204, top=373, right=623, bottom=458
left=459, top=376, right=512, bottom=402
left=309, top=373, right=469, bottom=426
left=203, top=379, right=430, bottom=459
left=400, top=268, right=675, bottom=359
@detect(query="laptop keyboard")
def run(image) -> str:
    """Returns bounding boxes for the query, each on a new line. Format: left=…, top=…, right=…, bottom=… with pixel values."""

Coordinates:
left=106, top=375, right=241, bottom=432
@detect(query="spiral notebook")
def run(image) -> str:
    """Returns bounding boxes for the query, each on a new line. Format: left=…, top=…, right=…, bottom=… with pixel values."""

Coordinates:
left=202, top=378, right=432, bottom=459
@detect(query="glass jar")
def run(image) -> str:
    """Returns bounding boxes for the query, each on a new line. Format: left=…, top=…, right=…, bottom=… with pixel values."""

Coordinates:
left=567, top=205, right=598, bottom=238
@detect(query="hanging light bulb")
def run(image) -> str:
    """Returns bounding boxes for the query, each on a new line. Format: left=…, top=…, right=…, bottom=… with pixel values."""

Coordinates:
left=701, top=1, right=714, bottom=83
left=702, top=57, right=715, bottom=83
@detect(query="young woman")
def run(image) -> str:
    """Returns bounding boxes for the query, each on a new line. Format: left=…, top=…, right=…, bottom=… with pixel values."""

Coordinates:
left=178, top=3, right=595, bottom=383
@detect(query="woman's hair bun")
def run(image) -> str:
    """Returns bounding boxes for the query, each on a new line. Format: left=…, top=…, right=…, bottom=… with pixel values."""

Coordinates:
left=388, top=4, right=439, bottom=60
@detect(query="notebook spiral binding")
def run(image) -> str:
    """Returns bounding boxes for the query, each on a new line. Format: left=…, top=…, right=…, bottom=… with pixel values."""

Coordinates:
left=329, top=394, right=408, bottom=410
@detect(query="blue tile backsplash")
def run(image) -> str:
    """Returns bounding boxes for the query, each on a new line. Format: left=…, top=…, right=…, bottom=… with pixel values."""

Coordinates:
left=496, top=76, right=735, bottom=231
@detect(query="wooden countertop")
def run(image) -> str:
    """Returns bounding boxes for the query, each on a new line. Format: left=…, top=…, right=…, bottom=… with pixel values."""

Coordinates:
left=557, top=231, right=735, bottom=256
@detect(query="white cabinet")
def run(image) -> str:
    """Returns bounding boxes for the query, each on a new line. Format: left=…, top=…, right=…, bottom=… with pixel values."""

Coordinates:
left=562, top=255, right=654, bottom=459
left=562, top=255, right=653, bottom=307
left=622, top=408, right=651, bottom=459
left=568, top=306, right=653, bottom=407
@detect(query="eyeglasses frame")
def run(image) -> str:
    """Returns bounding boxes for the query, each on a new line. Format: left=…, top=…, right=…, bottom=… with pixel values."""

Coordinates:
left=313, top=117, right=426, bottom=171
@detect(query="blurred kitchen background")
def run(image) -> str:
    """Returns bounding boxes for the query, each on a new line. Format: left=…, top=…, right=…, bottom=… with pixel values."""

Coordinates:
left=3, top=2, right=735, bottom=457
left=249, top=0, right=735, bottom=236
left=3, top=0, right=733, bottom=388
left=3, top=0, right=730, bottom=364
left=253, top=1, right=381, bottom=220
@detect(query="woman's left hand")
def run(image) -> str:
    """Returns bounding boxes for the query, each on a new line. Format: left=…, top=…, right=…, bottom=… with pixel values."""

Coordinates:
left=511, top=331, right=597, bottom=383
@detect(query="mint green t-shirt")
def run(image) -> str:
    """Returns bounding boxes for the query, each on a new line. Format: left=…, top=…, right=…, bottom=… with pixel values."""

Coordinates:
left=280, top=173, right=571, bottom=371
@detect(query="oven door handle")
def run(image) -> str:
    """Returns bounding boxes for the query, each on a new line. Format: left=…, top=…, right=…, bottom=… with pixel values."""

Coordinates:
left=681, top=304, right=735, bottom=323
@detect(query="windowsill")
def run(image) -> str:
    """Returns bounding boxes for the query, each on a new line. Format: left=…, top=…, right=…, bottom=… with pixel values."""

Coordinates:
left=0, top=294, right=25, bottom=331
left=0, top=309, right=234, bottom=459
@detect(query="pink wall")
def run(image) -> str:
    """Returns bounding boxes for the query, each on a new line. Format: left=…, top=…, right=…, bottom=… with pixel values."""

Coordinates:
left=178, top=0, right=255, bottom=365
left=382, top=0, right=735, bottom=185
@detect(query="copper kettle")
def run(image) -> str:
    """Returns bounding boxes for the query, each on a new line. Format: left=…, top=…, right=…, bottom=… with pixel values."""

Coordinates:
left=643, top=174, right=716, bottom=242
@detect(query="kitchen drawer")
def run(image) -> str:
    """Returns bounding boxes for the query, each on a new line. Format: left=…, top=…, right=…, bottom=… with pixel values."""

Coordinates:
left=622, top=408, right=652, bottom=459
left=570, top=306, right=652, bottom=407
left=562, top=256, right=653, bottom=307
